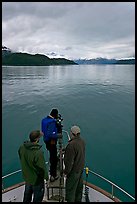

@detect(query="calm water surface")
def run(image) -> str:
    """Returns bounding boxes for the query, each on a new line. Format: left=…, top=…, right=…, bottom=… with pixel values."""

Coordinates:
left=2, top=65, right=135, bottom=201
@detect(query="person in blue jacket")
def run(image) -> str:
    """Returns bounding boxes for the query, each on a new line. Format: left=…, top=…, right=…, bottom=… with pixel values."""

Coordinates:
left=41, top=108, right=59, bottom=182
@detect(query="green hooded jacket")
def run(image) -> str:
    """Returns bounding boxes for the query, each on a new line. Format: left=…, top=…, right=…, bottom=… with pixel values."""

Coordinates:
left=18, top=141, right=48, bottom=185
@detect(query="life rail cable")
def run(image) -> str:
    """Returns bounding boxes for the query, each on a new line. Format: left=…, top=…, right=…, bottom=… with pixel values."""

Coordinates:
left=2, top=130, right=135, bottom=202
left=2, top=163, right=135, bottom=201
left=83, top=167, right=135, bottom=201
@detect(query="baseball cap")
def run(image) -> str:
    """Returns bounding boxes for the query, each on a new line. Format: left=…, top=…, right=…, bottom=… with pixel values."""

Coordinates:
left=71, top=125, right=81, bottom=135
left=29, top=130, right=43, bottom=142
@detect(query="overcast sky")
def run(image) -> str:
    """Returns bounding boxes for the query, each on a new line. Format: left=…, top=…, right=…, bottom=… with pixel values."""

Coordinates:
left=2, top=2, right=135, bottom=60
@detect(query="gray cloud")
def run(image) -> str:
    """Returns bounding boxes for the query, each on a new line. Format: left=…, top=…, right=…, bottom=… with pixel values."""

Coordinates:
left=2, top=2, right=135, bottom=59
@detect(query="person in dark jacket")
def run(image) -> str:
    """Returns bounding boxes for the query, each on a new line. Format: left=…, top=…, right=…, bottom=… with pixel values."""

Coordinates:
left=18, top=130, right=49, bottom=202
left=64, top=125, right=85, bottom=202
left=41, top=108, right=59, bottom=182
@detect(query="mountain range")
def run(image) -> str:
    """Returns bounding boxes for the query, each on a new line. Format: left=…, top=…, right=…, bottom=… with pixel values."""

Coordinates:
left=2, top=46, right=135, bottom=66
left=74, top=58, right=135, bottom=65
left=2, top=46, right=77, bottom=66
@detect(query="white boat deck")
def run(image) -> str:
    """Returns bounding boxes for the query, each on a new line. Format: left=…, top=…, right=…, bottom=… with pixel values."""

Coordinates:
left=2, top=131, right=135, bottom=202
left=2, top=177, right=117, bottom=202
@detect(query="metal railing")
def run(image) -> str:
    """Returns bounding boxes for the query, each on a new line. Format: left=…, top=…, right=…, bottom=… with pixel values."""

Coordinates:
left=2, top=130, right=135, bottom=202
left=62, top=129, right=71, bottom=141
left=2, top=167, right=135, bottom=202
left=2, top=161, right=49, bottom=191
left=84, top=168, right=135, bottom=202
left=2, top=129, right=69, bottom=190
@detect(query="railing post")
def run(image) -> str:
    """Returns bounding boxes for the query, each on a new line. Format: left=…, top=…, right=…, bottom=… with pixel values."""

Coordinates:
left=111, top=184, right=114, bottom=198
left=2, top=183, right=4, bottom=191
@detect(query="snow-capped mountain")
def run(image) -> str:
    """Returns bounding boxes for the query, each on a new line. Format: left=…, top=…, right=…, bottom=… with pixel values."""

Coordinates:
left=2, top=46, right=12, bottom=56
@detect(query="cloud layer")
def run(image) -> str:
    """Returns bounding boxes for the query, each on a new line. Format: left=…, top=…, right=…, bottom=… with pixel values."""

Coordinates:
left=2, top=2, right=135, bottom=60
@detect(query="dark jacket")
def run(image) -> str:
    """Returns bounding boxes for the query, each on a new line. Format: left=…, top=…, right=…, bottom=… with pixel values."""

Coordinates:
left=41, top=116, right=58, bottom=142
left=18, top=141, right=48, bottom=185
left=64, top=136, right=85, bottom=175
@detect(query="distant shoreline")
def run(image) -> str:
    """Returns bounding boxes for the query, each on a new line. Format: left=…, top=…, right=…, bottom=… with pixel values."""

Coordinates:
left=2, top=46, right=135, bottom=66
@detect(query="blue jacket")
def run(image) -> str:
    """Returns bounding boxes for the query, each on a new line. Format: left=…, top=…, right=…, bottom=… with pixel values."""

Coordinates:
left=41, top=116, right=58, bottom=142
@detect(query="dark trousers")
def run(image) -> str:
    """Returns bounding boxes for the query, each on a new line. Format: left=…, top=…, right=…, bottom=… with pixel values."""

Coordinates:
left=65, top=170, right=83, bottom=202
left=45, top=141, right=58, bottom=177
left=23, top=181, right=45, bottom=202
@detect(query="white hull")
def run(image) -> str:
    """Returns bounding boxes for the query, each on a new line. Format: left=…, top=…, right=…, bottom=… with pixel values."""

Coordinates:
left=2, top=180, right=117, bottom=202
left=2, top=131, right=135, bottom=202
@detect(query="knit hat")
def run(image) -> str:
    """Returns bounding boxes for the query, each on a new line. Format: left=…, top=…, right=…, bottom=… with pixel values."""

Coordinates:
left=71, top=125, right=81, bottom=135
left=50, top=108, right=58, bottom=119
left=29, top=130, right=43, bottom=142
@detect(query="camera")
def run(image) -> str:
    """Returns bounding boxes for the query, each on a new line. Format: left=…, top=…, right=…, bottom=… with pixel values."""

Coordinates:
left=56, top=114, right=63, bottom=134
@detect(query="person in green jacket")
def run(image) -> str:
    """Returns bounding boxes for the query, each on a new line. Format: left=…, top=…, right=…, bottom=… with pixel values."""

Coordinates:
left=64, top=125, right=85, bottom=202
left=18, top=130, right=49, bottom=202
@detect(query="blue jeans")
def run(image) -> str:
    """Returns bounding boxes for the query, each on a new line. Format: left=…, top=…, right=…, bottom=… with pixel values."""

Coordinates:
left=23, top=181, right=45, bottom=202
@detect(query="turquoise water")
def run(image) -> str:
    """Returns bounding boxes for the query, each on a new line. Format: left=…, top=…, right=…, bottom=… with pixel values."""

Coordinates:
left=2, top=65, right=135, bottom=201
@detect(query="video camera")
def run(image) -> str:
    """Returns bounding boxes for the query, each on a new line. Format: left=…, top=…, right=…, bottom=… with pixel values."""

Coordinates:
left=56, top=113, right=63, bottom=134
